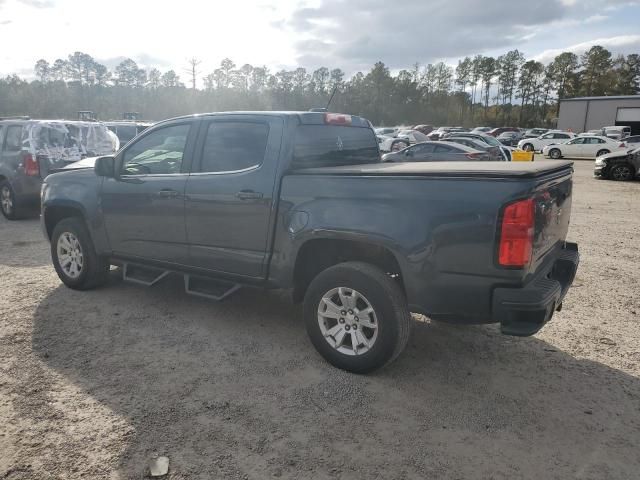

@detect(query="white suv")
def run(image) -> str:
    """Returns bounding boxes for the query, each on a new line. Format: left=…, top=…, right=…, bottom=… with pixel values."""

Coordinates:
left=517, top=131, right=575, bottom=152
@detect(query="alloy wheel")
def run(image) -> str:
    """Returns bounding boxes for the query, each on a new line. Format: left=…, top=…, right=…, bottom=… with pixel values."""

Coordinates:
left=57, top=232, right=84, bottom=279
left=317, top=287, right=379, bottom=356
left=1, top=186, right=12, bottom=215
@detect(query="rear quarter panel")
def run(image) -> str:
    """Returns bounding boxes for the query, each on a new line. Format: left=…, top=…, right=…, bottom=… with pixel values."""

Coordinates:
left=270, top=173, right=550, bottom=320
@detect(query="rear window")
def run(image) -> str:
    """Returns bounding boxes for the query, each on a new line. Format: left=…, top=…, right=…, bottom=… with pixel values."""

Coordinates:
left=292, top=125, right=379, bottom=169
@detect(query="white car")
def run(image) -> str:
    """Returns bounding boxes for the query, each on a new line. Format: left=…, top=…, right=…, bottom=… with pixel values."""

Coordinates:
left=517, top=131, right=575, bottom=152
left=542, top=135, right=627, bottom=159
left=379, top=130, right=430, bottom=152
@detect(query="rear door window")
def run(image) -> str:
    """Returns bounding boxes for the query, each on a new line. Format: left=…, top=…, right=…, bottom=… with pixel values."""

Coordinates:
left=434, top=144, right=453, bottom=153
left=4, top=126, right=23, bottom=152
left=293, top=125, right=379, bottom=169
left=198, top=122, right=269, bottom=173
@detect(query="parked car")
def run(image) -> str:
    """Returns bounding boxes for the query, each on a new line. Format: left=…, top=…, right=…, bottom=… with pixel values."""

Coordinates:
left=602, top=126, right=631, bottom=140
left=497, top=131, right=523, bottom=146
left=440, top=132, right=510, bottom=161
left=104, top=121, right=153, bottom=148
left=0, top=118, right=115, bottom=220
left=487, top=127, right=520, bottom=137
left=40, top=110, right=580, bottom=373
left=543, top=135, right=627, bottom=159
left=381, top=141, right=490, bottom=162
left=622, top=135, right=640, bottom=144
left=442, top=137, right=505, bottom=161
left=594, top=147, right=640, bottom=181
left=428, top=126, right=468, bottom=140
left=517, top=131, right=575, bottom=152
left=522, top=128, right=549, bottom=139
left=472, top=126, right=492, bottom=133
left=379, top=130, right=429, bottom=152
left=412, top=124, right=434, bottom=135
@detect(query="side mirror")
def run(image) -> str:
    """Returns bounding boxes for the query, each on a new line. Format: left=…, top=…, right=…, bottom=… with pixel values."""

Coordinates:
left=94, top=156, right=116, bottom=178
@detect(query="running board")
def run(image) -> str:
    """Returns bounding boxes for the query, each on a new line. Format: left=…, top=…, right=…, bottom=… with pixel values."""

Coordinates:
left=184, top=274, right=241, bottom=301
left=122, top=263, right=170, bottom=286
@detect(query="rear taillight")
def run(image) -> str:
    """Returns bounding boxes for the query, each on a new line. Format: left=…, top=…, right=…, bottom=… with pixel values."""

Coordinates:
left=619, top=143, right=626, bottom=148
left=498, top=198, right=535, bottom=267
left=324, top=113, right=352, bottom=125
left=23, top=153, right=40, bottom=177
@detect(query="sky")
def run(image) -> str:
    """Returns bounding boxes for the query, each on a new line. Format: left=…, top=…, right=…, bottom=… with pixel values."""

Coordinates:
left=1, top=0, right=640, bottom=86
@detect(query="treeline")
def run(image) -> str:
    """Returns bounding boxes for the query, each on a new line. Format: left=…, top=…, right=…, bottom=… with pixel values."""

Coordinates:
left=0, top=46, right=638, bottom=127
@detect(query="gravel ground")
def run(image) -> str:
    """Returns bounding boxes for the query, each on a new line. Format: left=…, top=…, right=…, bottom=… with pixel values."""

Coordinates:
left=1, top=160, right=639, bottom=479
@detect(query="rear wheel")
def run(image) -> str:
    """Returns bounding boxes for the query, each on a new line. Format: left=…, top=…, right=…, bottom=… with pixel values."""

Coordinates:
left=0, top=180, right=23, bottom=220
left=304, top=262, right=411, bottom=373
left=596, top=149, right=610, bottom=157
left=51, top=217, right=109, bottom=290
left=609, top=163, right=634, bottom=181
left=549, top=148, right=561, bottom=159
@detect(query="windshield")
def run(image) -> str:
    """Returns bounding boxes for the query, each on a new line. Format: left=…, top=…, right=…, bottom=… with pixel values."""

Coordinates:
left=482, top=135, right=501, bottom=146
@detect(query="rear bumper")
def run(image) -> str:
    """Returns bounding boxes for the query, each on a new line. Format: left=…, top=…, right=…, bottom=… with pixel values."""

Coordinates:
left=493, top=242, right=579, bottom=336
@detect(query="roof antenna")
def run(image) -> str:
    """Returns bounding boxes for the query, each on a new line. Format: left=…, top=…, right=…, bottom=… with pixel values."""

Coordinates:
left=326, top=83, right=340, bottom=111
left=309, top=83, right=341, bottom=112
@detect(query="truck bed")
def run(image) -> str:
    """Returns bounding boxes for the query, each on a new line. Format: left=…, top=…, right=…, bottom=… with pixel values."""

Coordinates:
left=295, top=160, right=574, bottom=179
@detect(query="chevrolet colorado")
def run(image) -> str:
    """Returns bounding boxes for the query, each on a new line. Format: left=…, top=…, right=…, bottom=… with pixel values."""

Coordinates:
left=41, top=111, right=579, bottom=373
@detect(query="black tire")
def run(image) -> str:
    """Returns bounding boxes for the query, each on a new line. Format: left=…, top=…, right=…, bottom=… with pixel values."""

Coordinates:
left=609, top=163, right=634, bottom=181
left=0, top=180, right=25, bottom=220
left=51, top=217, right=109, bottom=290
left=596, top=149, right=610, bottom=157
left=522, top=143, right=534, bottom=152
left=303, top=261, right=411, bottom=373
left=549, top=148, right=561, bottom=159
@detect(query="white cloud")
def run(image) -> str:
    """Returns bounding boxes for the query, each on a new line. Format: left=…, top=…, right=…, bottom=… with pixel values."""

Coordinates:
left=533, top=35, right=640, bottom=63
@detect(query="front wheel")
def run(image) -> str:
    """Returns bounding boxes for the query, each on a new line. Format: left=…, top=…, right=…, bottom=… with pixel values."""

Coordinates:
left=522, top=143, right=534, bottom=152
left=304, top=262, right=411, bottom=373
left=609, top=163, right=634, bottom=181
left=51, top=217, right=109, bottom=290
left=549, top=148, right=561, bottom=159
left=596, top=149, right=610, bottom=157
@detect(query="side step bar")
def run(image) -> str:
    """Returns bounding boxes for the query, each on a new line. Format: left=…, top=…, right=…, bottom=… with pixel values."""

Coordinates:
left=184, top=275, right=241, bottom=301
left=120, top=262, right=241, bottom=301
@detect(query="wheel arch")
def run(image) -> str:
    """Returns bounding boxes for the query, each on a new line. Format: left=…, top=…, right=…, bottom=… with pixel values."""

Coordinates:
left=43, top=201, right=90, bottom=240
left=291, top=236, right=405, bottom=303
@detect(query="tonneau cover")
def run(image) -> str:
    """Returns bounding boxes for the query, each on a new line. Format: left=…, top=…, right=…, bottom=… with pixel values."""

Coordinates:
left=294, top=160, right=573, bottom=179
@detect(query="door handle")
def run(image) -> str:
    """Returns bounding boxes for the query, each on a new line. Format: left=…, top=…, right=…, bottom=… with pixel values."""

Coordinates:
left=155, top=189, right=180, bottom=199
left=236, top=190, right=264, bottom=200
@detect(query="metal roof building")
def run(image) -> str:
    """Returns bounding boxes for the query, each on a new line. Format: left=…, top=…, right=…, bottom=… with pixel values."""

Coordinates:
left=558, top=95, right=640, bottom=135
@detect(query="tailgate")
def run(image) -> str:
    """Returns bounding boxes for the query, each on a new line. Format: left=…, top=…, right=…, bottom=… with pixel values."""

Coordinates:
left=531, top=168, right=573, bottom=266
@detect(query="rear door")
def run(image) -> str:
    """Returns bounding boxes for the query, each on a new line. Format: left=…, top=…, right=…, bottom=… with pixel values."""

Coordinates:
left=184, top=115, right=283, bottom=278
left=1, top=125, right=24, bottom=181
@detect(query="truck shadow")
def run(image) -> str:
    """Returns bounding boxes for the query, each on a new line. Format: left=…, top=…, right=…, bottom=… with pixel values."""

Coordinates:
left=29, top=276, right=640, bottom=479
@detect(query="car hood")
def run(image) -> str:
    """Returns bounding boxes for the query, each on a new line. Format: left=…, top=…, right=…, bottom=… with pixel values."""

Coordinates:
left=62, top=156, right=99, bottom=170
left=598, top=149, right=633, bottom=160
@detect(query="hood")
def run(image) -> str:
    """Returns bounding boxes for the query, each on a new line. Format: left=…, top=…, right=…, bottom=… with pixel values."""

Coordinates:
left=598, top=149, right=633, bottom=160
left=62, top=156, right=100, bottom=170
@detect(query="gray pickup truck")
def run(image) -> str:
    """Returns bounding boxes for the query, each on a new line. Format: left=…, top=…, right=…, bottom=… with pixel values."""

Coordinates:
left=41, top=111, right=579, bottom=373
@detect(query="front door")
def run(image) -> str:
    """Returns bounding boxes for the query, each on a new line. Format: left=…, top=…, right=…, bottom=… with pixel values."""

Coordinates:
left=184, top=115, right=283, bottom=278
left=100, top=121, right=196, bottom=264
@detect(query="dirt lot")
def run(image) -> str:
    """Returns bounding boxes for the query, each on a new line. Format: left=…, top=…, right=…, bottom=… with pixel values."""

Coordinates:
left=1, top=160, right=639, bottom=479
